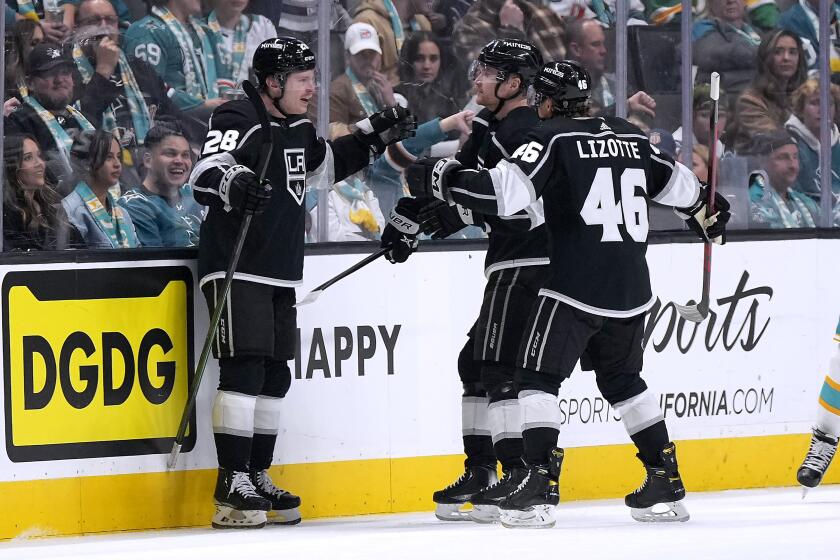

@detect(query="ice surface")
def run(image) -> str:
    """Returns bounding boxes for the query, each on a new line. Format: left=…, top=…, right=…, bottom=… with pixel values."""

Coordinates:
left=2, top=486, right=838, bottom=560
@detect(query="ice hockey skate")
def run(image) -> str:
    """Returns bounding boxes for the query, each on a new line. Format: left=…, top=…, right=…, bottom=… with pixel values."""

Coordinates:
left=625, top=443, right=689, bottom=523
left=212, top=468, right=272, bottom=529
left=797, top=428, right=839, bottom=496
left=468, top=466, right=528, bottom=523
left=251, top=469, right=302, bottom=525
left=498, top=448, right=563, bottom=529
left=433, top=465, right=497, bottom=521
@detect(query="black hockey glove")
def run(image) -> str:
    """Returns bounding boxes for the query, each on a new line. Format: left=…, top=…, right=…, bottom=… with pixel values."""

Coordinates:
left=675, top=185, right=731, bottom=245
left=405, top=157, right=464, bottom=201
left=223, top=165, right=272, bottom=215
left=380, top=197, right=426, bottom=263
left=418, top=200, right=483, bottom=239
left=353, top=106, right=418, bottom=155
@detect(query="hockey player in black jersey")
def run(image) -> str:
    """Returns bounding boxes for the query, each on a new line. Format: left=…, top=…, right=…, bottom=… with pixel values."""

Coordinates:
left=382, top=39, right=546, bottom=523
left=189, top=37, right=416, bottom=529
left=406, top=61, right=731, bottom=528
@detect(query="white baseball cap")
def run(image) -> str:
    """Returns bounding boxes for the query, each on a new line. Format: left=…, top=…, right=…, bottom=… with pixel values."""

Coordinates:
left=345, top=22, right=382, bottom=55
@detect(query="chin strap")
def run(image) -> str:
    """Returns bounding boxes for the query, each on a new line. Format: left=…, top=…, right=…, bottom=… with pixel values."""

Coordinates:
left=490, top=76, right=525, bottom=116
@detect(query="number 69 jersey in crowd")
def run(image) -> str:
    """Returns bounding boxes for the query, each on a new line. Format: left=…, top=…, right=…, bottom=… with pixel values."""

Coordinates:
left=190, top=99, right=372, bottom=287
left=446, top=116, right=702, bottom=317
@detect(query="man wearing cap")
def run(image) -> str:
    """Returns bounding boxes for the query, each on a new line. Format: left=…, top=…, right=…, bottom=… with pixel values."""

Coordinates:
left=5, top=42, right=96, bottom=179
left=329, top=22, right=398, bottom=139
left=673, top=83, right=727, bottom=157
left=748, top=129, right=819, bottom=229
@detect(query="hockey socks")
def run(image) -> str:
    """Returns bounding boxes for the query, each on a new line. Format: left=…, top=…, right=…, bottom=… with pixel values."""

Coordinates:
left=250, top=395, right=283, bottom=470
left=519, top=390, right=562, bottom=466
left=814, top=345, right=840, bottom=438
left=212, top=391, right=257, bottom=471
left=461, top=395, right=495, bottom=467
left=488, top=381, right=525, bottom=470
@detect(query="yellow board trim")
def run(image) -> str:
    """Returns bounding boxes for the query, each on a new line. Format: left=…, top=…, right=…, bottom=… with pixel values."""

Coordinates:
left=1, top=433, right=836, bottom=540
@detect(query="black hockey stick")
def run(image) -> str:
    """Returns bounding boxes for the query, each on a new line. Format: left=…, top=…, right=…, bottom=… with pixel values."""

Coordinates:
left=675, top=71, right=720, bottom=324
left=167, top=80, right=273, bottom=469
left=294, top=247, right=390, bottom=307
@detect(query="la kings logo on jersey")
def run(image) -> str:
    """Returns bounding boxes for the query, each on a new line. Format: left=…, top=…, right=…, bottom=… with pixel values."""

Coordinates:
left=285, top=148, right=306, bottom=205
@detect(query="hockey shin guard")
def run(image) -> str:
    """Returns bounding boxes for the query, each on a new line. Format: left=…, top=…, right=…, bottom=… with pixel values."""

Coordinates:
left=519, top=390, right=561, bottom=466
left=212, top=391, right=257, bottom=471
left=488, top=381, right=524, bottom=469
left=462, top=385, right=495, bottom=468
left=815, top=346, right=840, bottom=438
left=613, top=389, right=669, bottom=466
left=251, top=396, right=283, bottom=470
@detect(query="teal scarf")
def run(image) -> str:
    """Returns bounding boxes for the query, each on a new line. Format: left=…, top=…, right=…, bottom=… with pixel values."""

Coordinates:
left=152, top=6, right=218, bottom=100
left=207, top=10, right=248, bottom=89
left=76, top=181, right=139, bottom=248
left=346, top=67, right=379, bottom=116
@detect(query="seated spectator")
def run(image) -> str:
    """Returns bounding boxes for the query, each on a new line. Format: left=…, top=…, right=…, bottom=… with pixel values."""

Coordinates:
left=453, top=0, right=566, bottom=68
left=693, top=0, right=761, bottom=96
left=686, top=143, right=710, bottom=183
left=308, top=177, right=386, bottom=242
left=5, top=0, right=71, bottom=43
left=647, top=128, right=677, bottom=158
left=61, top=129, right=140, bottom=247
left=4, top=18, right=44, bottom=100
left=565, top=17, right=656, bottom=121
left=749, top=129, right=819, bottom=229
left=778, top=0, right=840, bottom=71
left=728, top=30, right=807, bottom=154
left=329, top=22, right=400, bottom=139
left=119, top=125, right=203, bottom=247
left=60, top=0, right=131, bottom=28
left=5, top=43, right=96, bottom=179
left=548, top=0, right=645, bottom=26
left=644, top=0, right=778, bottom=30
left=124, top=0, right=225, bottom=122
left=72, top=0, right=184, bottom=183
left=673, top=83, right=727, bottom=158
left=205, top=0, right=276, bottom=94
left=3, top=134, right=78, bottom=250
left=785, top=79, right=840, bottom=205
left=353, top=0, right=432, bottom=85
left=394, top=31, right=467, bottom=125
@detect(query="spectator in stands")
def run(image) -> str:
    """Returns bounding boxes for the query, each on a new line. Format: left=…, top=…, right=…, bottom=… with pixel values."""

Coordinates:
left=453, top=0, right=566, bottom=68
left=785, top=79, right=840, bottom=204
left=329, top=22, right=399, bottom=139
left=435, top=0, right=473, bottom=37
left=124, top=0, right=224, bottom=123
left=749, top=129, right=819, bottom=229
left=778, top=0, right=840, bottom=71
left=645, top=0, right=778, bottom=30
left=693, top=0, right=761, bottom=96
left=548, top=0, right=645, bottom=26
left=685, top=143, right=710, bottom=183
left=5, top=43, right=96, bottom=179
left=5, top=18, right=44, bottom=101
left=61, top=0, right=131, bottom=28
left=62, top=129, right=139, bottom=248
left=673, top=84, right=728, bottom=158
left=648, top=128, right=677, bottom=158
left=72, top=0, right=183, bottom=184
left=353, top=0, right=433, bottom=85
left=728, top=30, right=807, bottom=154
left=394, top=31, right=466, bottom=125
left=5, top=0, right=71, bottom=43
left=3, top=134, right=78, bottom=250
left=206, top=0, right=276, bottom=94
left=119, top=125, right=203, bottom=247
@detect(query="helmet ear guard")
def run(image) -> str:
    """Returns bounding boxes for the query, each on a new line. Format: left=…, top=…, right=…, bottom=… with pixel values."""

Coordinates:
left=531, top=60, right=592, bottom=117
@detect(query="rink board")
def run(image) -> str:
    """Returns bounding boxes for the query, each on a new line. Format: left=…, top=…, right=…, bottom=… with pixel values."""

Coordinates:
left=0, top=238, right=838, bottom=538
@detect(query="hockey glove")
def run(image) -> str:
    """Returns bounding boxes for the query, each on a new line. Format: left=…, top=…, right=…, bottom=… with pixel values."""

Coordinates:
left=418, top=200, right=483, bottom=239
left=675, top=186, right=731, bottom=245
left=353, top=106, right=418, bottom=155
left=380, top=197, right=425, bottom=263
left=222, top=165, right=273, bottom=215
left=405, top=157, right=464, bottom=201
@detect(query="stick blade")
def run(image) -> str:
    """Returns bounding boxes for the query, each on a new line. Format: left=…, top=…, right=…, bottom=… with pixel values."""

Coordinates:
left=294, top=290, right=323, bottom=308
left=674, top=300, right=710, bottom=323
left=166, top=442, right=182, bottom=470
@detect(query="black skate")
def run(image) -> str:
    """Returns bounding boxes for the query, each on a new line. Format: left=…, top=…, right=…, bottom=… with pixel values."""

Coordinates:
left=625, top=442, right=689, bottom=523
left=797, top=428, right=839, bottom=496
left=433, top=465, right=497, bottom=521
left=498, top=448, right=563, bottom=529
left=212, top=468, right=272, bottom=529
left=468, top=466, right=528, bottom=524
left=251, top=469, right=302, bottom=525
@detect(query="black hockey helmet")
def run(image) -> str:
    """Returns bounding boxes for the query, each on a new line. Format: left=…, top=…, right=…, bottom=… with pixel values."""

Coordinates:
left=253, top=37, right=316, bottom=90
left=530, top=60, right=591, bottom=117
left=469, top=39, right=543, bottom=87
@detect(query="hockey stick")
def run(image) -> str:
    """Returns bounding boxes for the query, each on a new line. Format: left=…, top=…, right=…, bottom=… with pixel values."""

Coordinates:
left=167, top=80, right=273, bottom=469
left=294, top=247, right=390, bottom=307
left=675, top=71, right=720, bottom=324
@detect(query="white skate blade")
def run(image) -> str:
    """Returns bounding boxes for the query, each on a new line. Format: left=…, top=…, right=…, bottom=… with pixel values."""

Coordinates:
left=630, top=500, right=690, bottom=523
left=212, top=505, right=267, bottom=529
left=434, top=502, right=473, bottom=521
left=500, top=505, right=555, bottom=529
left=267, top=506, right=301, bottom=525
left=468, top=504, right=500, bottom=524
left=801, top=486, right=811, bottom=499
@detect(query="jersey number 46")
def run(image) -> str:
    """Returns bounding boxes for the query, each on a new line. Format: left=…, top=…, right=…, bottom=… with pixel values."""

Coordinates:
left=581, top=168, right=649, bottom=242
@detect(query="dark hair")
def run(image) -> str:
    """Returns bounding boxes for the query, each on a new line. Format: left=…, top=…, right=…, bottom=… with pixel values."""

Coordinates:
left=3, top=134, right=63, bottom=239
left=145, top=124, right=187, bottom=151
left=5, top=19, right=44, bottom=97
left=68, top=129, right=121, bottom=186
left=398, top=32, right=451, bottom=84
left=753, top=30, right=807, bottom=110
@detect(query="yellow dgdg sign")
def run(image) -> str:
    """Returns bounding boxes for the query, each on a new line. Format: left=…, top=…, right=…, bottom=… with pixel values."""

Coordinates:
left=2, top=266, right=195, bottom=462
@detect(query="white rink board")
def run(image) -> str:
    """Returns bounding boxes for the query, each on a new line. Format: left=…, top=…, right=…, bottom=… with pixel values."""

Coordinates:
left=0, top=238, right=837, bottom=482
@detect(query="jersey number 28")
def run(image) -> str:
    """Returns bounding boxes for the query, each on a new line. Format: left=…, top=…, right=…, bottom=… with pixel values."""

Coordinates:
left=580, top=168, right=649, bottom=242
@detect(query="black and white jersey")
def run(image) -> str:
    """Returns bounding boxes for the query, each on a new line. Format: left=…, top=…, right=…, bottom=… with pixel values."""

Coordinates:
left=456, top=106, right=549, bottom=276
left=446, top=115, right=702, bottom=317
left=190, top=99, right=371, bottom=288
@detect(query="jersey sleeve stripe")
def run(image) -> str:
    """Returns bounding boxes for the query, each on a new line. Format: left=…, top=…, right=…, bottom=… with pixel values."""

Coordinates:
left=306, top=142, right=335, bottom=193
left=650, top=159, right=701, bottom=208
left=491, top=133, right=511, bottom=159
left=489, top=160, right=537, bottom=216
left=190, top=151, right=236, bottom=190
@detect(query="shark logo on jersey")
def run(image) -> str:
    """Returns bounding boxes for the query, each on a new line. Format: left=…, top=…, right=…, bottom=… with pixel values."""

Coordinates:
left=285, top=148, right=306, bottom=205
